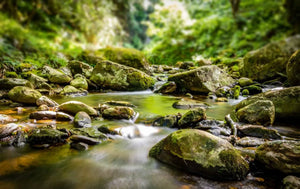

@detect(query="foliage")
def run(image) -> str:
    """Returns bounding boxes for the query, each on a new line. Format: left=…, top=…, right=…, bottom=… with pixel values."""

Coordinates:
left=145, top=0, right=292, bottom=65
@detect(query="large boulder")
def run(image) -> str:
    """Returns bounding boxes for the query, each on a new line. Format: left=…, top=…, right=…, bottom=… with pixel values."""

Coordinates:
left=67, top=60, right=93, bottom=78
left=241, top=35, right=300, bottom=81
left=28, top=73, right=51, bottom=90
left=235, top=100, right=275, bottom=126
left=8, top=86, right=42, bottom=104
left=96, top=47, right=151, bottom=73
left=168, top=65, right=234, bottom=94
left=255, top=141, right=300, bottom=174
left=178, top=108, right=206, bottom=128
left=235, top=86, right=300, bottom=122
left=58, top=101, right=98, bottom=116
left=286, top=50, right=300, bottom=86
left=149, top=129, right=249, bottom=181
left=42, top=66, right=72, bottom=84
left=0, top=78, right=33, bottom=90
left=90, top=60, right=155, bottom=91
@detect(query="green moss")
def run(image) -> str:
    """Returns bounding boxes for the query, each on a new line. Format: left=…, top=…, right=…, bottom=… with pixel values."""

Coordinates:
left=233, top=85, right=241, bottom=99
left=241, top=89, right=249, bottom=96
left=5, top=72, right=18, bottom=78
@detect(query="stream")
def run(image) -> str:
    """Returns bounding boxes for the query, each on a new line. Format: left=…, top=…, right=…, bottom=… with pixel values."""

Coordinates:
left=0, top=90, right=299, bottom=189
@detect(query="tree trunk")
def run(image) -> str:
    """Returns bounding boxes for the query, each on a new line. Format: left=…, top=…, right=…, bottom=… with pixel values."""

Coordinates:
left=230, top=0, right=240, bottom=18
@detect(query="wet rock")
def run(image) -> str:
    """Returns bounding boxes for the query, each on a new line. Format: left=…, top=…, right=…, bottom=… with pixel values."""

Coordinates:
left=287, top=50, right=300, bottom=86
left=0, top=130, right=26, bottom=147
left=29, top=111, right=56, bottom=120
left=215, top=86, right=231, bottom=97
left=179, top=61, right=195, bottom=69
left=5, top=71, right=18, bottom=78
left=8, top=86, right=42, bottom=104
left=241, top=89, right=249, bottom=96
left=60, top=85, right=88, bottom=96
left=238, top=125, right=281, bottom=139
left=168, top=65, right=234, bottom=94
left=238, top=77, right=254, bottom=87
left=28, top=73, right=51, bottom=90
left=236, top=86, right=300, bottom=122
left=104, top=101, right=136, bottom=107
left=233, top=85, right=241, bottom=99
left=153, top=114, right=178, bottom=128
left=36, top=96, right=58, bottom=107
left=70, top=74, right=88, bottom=90
left=235, top=100, right=275, bottom=126
left=0, top=123, right=20, bottom=138
left=70, top=127, right=107, bottom=139
left=98, top=125, right=118, bottom=135
left=154, top=81, right=177, bottom=94
left=38, top=104, right=49, bottom=111
left=56, top=112, right=74, bottom=121
left=70, top=142, right=89, bottom=151
left=58, top=101, right=98, bottom=116
left=243, top=85, right=262, bottom=95
left=97, top=47, right=151, bottom=73
left=0, top=114, right=17, bottom=124
left=178, top=108, right=206, bottom=128
left=27, top=128, right=69, bottom=145
left=70, top=135, right=100, bottom=145
left=215, top=97, right=228, bottom=102
left=42, top=66, right=72, bottom=84
left=241, top=35, right=300, bottom=81
left=67, top=60, right=93, bottom=78
left=172, top=100, right=208, bottom=109
left=102, top=106, right=135, bottom=120
left=255, top=140, right=300, bottom=174
left=0, top=78, right=33, bottom=90
left=236, top=137, right=266, bottom=147
left=90, top=60, right=155, bottom=91
left=149, top=129, right=249, bottom=181
left=195, top=120, right=231, bottom=136
left=74, top=111, right=91, bottom=128
left=282, top=175, right=300, bottom=189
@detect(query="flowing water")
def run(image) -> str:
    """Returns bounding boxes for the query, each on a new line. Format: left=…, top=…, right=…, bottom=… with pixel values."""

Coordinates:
left=0, top=91, right=296, bottom=189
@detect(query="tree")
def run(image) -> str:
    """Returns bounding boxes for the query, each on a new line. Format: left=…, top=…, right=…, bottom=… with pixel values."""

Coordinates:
left=229, top=0, right=240, bottom=18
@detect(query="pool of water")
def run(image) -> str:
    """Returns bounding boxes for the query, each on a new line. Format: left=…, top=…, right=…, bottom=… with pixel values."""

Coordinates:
left=0, top=91, right=286, bottom=189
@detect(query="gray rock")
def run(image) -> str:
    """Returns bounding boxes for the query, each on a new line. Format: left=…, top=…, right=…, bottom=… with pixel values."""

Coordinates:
left=70, top=135, right=100, bottom=145
left=70, top=142, right=89, bottom=151
left=36, top=96, right=59, bottom=107
left=238, top=125, right=281, bottom=139
left=74, top=111, right=91, bottom=128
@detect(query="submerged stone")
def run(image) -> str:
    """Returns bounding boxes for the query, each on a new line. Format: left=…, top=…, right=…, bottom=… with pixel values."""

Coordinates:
left=149, top=129, right=249, bottom=181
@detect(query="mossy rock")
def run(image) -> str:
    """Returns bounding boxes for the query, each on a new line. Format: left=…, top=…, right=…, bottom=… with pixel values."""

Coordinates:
left=286, top=50, right=300, bottom=86
left=102, top=106, right=135, bottom=120
left=235, top=86, right=300, bottom=122
left=90, top=60, right=155, bottom=91
left=0, top=78, right=34, bottom=90
left=282, top=176, right=300, bottom=189
left=149, top=129, right=249, bottom=181
left=243, top=85, right=262, bottom=95
left=152, top=115, right=178, bottom=128
left=70, top=76, right=88, bottom=90
left=178, top=108, right=206, bottom=128
left=28, top=73, right=51, bottom=90
left=233, top=85, right=241, bottom=99
left=42, top=66, right=72, bottom=84
left=238, top=77, right=253, bottom=87
left=241, top=35, right=300, bottom=81
left=70, top=127, right=107, bottom=139
left=5, top=72, right=18, bottom=78
left=58, top=101, right=98, bottom=116
left=27, top=128, right=69, bottom=145
left=154, top=81, right=177, bottom=94
left=96, top=47, right=150, bottom=73
left=8, top=86, right=42, bottom=104
left=60, top=85, right=87, bottom=96
left=168, top=65, right=234, bottom=94
left=255, top=140, right=300, bottom=174
left=238, top=125, right=281, bottom=139
left=67, top=60, right=93, bottom=78
left=241, top=89, right=249, bottom=96
left=235, top=100, right=275, bottom=126
left=74, top=111, right=91, bottom=128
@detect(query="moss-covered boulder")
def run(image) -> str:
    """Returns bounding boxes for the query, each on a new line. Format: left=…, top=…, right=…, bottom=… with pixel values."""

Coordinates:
left=42, top=66, right=72, bottom=84
left=149, top=129, right=249, bottom=181
left=58, top=101, right=98, bottom=116
left=241, top=35, right=300, bottom=81
left=235, top=100, right=275, bottom=126
left=282, top=176, right=300, bottom=189
left=36, top=96, right=58, bottom=107
left=243, top=85, right=262, bottom=95
left=96, top=47, right=150, bottom=73
left=67, top=60, right=93, bottom=78
left=60, top=85, right=88, bottom=96
left=70, top=127, right=107, bottom=139
left=70, top=75, right=88, bottom=90
left=5, top=71, right=18, bottom=78
left=235, top=86, right=300, bottom=122
left=168, top=65, right=234, bottom=94
left=287, top=50, right=300, bottom=86
left=90, top=60, right=155, bottom=91
left=172, top=100, right=208, bottom=109
left=28, top=73, right=51, bottom=90
left=27, top=128, right=69, bottom=146
left=238, top=77, right=253, bottom=87
left=152, top=115, right=178, bottom=127
left=102, top=106, right=135, bottom=120
left=0, top=78, right=33, bottom=90
left=8, top=86, right=42, bottom=104
left=178, top=108, right=206, bottom=128
left=154, top=81, right=177, bottom=94
left=74, top=111, right=91, bottom=128
left=255, top=141, right=300, bottom=174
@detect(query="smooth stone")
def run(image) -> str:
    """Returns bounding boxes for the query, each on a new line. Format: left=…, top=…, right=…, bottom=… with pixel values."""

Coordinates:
left=74, top=111, right=91, bottom=128
left=36, top=96, right=59, bottom=107
left=58, top=101, right=98, bottom=116
left=29, top=111, right=57, bottom=120
left=70, top=135, right=100, bottom=145
left=238, top=125, right=281, bottom=139
left=70, top=142, right=89, bottom=151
